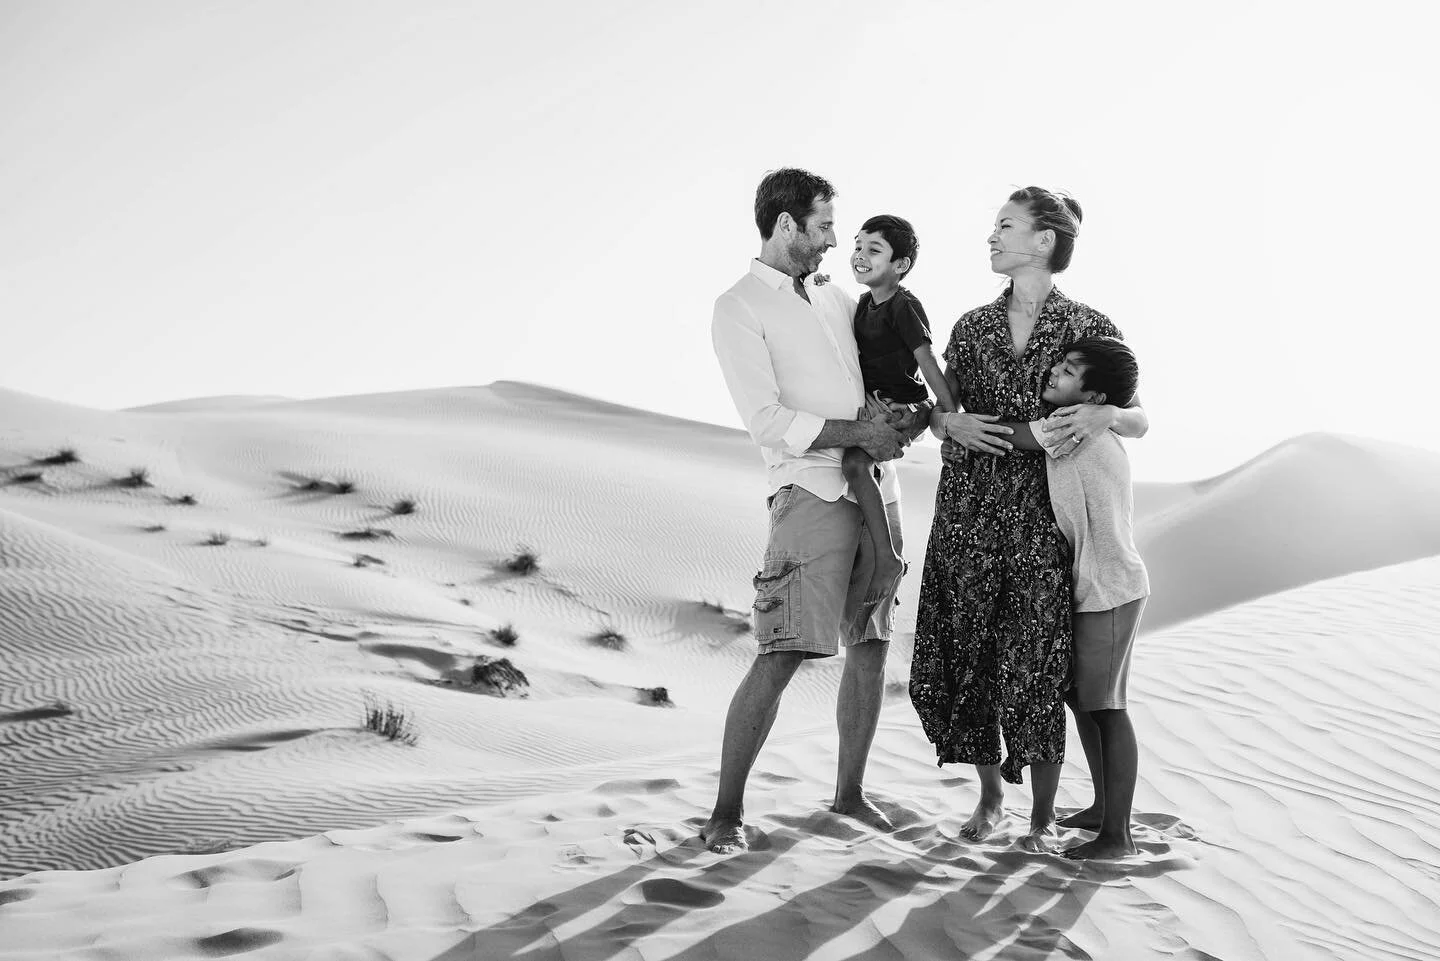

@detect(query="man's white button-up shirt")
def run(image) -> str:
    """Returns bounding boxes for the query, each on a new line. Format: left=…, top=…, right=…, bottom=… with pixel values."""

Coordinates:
left=712, top=258, right=899, bottom=503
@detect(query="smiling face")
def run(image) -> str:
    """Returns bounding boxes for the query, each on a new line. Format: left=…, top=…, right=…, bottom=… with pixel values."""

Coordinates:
left=784, top=197, right=837, bottom=276
left=850, top=230, right=909, bottom=289
left=987, top=200, right=1050, bottom=276
left=1042, top=351, right=1103, bottom=406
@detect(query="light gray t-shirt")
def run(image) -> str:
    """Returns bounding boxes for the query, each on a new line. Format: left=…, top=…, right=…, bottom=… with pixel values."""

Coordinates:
left=1031, top=421, right=1150, bottom=612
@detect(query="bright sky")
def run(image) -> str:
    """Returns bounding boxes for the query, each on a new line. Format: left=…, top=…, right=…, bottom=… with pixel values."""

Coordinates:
left=3, top=1, right=1437, bottom=480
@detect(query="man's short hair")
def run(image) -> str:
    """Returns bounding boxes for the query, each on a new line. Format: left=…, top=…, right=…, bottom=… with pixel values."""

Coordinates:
left=858, top=214, right=919, bottom=276
left=1065, top=336, right=1139, bottom=408
left=755, top=168, right=837, bottom=240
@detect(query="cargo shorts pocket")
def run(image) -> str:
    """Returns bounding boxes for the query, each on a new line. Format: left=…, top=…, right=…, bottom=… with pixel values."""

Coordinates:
left=752, top=554, right=802, bottom=643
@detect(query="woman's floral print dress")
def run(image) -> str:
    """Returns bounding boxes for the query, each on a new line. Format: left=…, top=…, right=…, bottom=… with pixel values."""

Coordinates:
left=910, top=286, right=1121, bottom=783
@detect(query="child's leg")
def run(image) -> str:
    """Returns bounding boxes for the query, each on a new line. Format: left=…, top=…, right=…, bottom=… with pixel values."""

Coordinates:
left=1093, top=708, right=1137, bottom=846
left=841, top=446, right=903, bottom=605
left=1058, top=688, right=1105, bottom=829
left=1063, top=708, right=1138, bottom=859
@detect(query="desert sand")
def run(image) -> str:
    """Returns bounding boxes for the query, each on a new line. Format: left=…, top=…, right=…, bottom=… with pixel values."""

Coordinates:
left=2, top=381, right=1438, bottom=960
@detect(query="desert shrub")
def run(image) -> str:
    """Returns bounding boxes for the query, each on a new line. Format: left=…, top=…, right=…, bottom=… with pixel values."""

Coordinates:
left=640, top=686, right=673, bottom=706
left=253, top=535, right=270, bottom=547
left=12, top=471, right=43, bottom=484
left=204, top=531, right=230, bottom=546
left=469, top=656, right=529, bottom=697
left=331, top=479, right=356, bottom=494
left=339, top=527, right=394, bottom=540
left=390, top=498, right=417, bottom=515
left=172, top=494, right=198, bottom=506
left=353, top=553, right=385, bottom=568
left=503, top=546, right=540, bottom=576
left=591, top=626, right=627, bottom=650
left=38, top=448, right=79, bottom=466
left=118, top=467, right=152, bottom=488
left=143, top=523, right=167, bottom=533
left=361, top=693, right=416, bottom=744
left=489, top=623, right=519, bottom=646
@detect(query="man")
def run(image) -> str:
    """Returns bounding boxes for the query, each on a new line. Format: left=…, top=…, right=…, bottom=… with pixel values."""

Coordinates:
left=704, top=168, right=910, bottom=855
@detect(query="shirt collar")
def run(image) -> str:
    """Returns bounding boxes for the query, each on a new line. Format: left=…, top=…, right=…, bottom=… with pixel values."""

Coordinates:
left=750, top=258, right=804, bottom=291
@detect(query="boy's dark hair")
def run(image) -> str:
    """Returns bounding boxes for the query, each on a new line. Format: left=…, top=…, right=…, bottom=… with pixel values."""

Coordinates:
left=1009, top=186, right=1082, bottom=272
left=859, top=214, right=919, bottom=276
left=1065, top=336, right=1139, bottom=408
left=755, top=168, right=837, bottom=240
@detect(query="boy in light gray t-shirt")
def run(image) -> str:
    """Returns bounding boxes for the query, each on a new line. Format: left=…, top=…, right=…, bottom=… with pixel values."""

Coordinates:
left=1009, top=335, right=1148, bottom=861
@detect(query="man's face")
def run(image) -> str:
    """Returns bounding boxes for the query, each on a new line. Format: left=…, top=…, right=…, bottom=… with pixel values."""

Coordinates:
left=786, top=197, right=836, bottom=275
left=1042, top=351, right=1098, bottom=406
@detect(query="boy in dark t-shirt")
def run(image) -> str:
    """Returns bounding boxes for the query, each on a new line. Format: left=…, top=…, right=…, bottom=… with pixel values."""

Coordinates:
left=846, top=215, right=957, bottom=605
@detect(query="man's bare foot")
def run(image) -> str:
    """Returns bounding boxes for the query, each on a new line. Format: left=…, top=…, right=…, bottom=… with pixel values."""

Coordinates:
left=959, top=799, right=1005, bottom=840
left=831, top=795, right=894, bottom=832
left=1058, top=806, right=1104, bottom=830
left=1063, top=834, right=1136, bottom=860
left=701, top=816, right=747, bottom=854
left=1019, top=817, right=1059, bottom=853
left=864, top=556, right=906, bottom=606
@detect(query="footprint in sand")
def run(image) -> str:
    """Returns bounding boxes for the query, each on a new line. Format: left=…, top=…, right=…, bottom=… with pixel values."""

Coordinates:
left=172, top=859, right=299, bottom=889
left=194, top=927, right=285, bottom=956
left=629, top=878, right=725, bottom=908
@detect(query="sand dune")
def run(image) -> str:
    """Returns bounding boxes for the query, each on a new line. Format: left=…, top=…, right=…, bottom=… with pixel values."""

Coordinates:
left=2, top=383, right=1438, bottom=959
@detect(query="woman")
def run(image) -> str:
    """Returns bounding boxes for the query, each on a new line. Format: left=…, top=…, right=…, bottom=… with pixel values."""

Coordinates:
left=910, top=187, right=1147, bottom=852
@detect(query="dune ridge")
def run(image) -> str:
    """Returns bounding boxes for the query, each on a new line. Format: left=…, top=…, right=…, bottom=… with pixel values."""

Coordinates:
left=2, top=382, right=1438, bottom=959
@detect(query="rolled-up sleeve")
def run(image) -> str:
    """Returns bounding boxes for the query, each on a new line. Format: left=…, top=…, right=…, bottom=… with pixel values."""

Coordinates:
left=712, top=293, right=824, bottom=455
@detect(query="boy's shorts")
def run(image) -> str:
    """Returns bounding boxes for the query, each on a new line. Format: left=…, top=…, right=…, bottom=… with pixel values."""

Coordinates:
left=1072, top=596, right=1146, bottom=711
left=751, top=484, right=901, bottom=658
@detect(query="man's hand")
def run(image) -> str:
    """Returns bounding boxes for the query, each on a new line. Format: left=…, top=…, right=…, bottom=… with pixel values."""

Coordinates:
left=938, top=412, right=1014, bottom=455
left=1041, top=404, right=1118, bottom=454
left=858, top=405, right=907, bottom=462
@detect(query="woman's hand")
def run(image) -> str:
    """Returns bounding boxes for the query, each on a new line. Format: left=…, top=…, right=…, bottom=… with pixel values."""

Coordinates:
left=939, top=412, right=1013, bottom=455
left=1041, top=404, right=1118, bottom=453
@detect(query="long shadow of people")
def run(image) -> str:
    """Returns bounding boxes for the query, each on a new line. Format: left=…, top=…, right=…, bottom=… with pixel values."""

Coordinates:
left=427, top=826, right=804, bottom=961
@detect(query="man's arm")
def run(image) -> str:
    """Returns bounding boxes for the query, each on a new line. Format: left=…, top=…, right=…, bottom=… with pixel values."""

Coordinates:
left=712, top=296, right=905, bottom=462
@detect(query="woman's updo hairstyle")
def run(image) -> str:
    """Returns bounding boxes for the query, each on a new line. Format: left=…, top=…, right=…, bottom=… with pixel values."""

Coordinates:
left=1009, top=186, right=1083, bottom=272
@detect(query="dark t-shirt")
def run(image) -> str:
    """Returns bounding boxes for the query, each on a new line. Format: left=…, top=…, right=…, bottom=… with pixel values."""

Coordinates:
left=854, top=286, right=932, bottom=404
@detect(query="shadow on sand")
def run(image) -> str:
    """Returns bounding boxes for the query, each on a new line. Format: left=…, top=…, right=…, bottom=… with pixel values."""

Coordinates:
left=426, top=815, right=1190, bottom=961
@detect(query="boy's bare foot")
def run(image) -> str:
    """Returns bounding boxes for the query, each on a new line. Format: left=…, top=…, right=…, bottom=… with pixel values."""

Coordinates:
left=1019, top=816, right=1059, bottom=853
left=1058, top=806, right=1104, bottom=830
left=959, top=799, right=1005, bottom=840
left=864, top=555, right=906, bottom=606
left=700, top=816, right=747, bottom=854
left=830, top=794, right=894, bottom=832
left=1063, top=834, right=1136, bottom=860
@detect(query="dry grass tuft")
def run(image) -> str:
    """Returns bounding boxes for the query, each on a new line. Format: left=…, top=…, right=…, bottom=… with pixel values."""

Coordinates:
left=38, top=447, right=79, bottom=466
left=353, top=553, right=385, bottom=568
left=640, top=686, right=673, bottom=706
left=503, top=546, right=540, bottom=576
left=489, top=623, right=519, bottom=646
left=204, top=531, right=230, bottom=546
left=172, top=493, right=198, bottom=506
left=390, top=498, right=417, bottom=515
left=339, top=527, right=395, bottom=541
left=591, top=626, right=627, bottom=650
left=118, top=467, right=152, bottom=488
left=361, top=693, right=417, bottom=744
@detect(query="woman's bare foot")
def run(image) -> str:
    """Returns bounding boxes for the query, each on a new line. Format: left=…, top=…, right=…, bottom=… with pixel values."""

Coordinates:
left=830, top=794, right=894, bottom=832
left=701, top=816, right=747, bottom=854
left=959, top=799, right=1005, bottom=840
left=1019, top=817, right=1059, bottom=853
left=1058, top=806, right=1104, bottom=830
left=1063, top=834, right=1136, bottom=860
left=864, top=555, right=906, bottom=606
